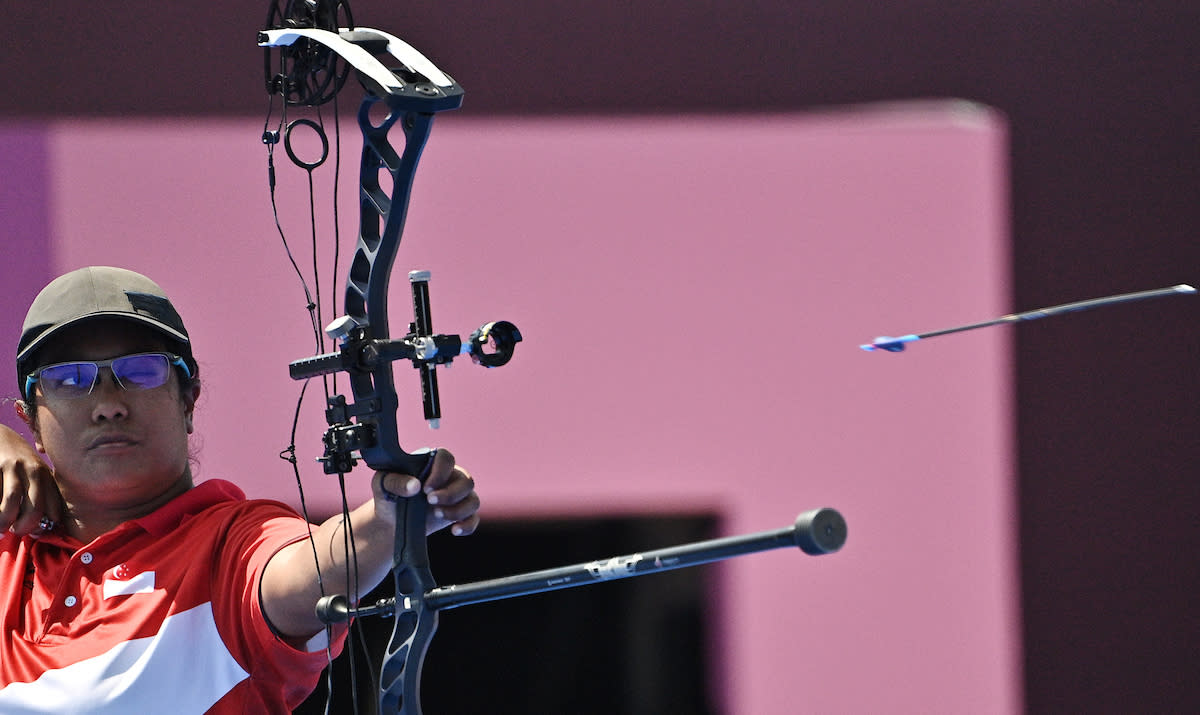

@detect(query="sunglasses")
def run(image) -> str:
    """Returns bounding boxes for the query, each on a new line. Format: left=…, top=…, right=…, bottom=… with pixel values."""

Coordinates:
left=26, top=352, right=192, bottom=401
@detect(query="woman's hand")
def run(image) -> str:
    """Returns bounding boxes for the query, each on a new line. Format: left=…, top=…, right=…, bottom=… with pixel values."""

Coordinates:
left=372, top=448, right=481, bottom=536
left=0, top=423, right=62, bottom=536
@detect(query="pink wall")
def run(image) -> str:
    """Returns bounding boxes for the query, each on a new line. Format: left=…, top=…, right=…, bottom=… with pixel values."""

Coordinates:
left=11, top=103, right=1016, bottom=712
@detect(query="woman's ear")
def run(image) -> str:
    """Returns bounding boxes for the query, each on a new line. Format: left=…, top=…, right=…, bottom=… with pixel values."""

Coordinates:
left=14, top=400, right=45, bottom=453
left=15, top=400, right=33, bottom=428
left=184, top=382, right=201, bottom=434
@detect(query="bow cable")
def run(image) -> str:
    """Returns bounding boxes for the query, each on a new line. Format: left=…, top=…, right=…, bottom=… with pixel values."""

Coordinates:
left=261, top=4, right=372, bottom=710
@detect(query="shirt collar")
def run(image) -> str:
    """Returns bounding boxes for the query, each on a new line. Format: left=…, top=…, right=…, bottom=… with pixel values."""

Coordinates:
left=133, top=479, right=246, bottom=538
left=25, top=479, right=247, bottom=551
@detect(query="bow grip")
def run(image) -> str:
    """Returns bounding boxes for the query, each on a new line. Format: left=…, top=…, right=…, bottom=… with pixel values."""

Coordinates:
left=379, top=449, right=439, bottom=715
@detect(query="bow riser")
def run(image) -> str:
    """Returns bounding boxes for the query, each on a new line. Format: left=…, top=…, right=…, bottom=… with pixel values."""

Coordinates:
left=342, top=88, right=462, bottom=715
left=349, top=100, right=437, bottom=476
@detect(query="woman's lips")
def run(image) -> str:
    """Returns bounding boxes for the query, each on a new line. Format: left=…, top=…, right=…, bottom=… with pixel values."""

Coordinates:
left=88, top=434, right=138, bottom=451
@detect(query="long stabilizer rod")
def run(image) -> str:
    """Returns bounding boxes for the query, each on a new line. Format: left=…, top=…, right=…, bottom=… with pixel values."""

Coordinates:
left=317, top=507, right=847, bottom=620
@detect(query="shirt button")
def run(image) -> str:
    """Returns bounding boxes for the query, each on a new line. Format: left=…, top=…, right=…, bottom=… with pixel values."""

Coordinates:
left=80, top=552, right=93, bottom=565
left=64, top=596, right=78, bottom=608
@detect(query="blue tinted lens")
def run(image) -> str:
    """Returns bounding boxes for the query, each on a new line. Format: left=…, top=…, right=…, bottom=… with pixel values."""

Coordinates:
left=112, top=354, right=171, bottom=389
left=39, top=362, right=99, bottom=397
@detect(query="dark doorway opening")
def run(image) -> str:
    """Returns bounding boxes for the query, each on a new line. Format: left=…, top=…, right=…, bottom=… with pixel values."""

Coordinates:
left=295, top=513, right=721, bottom=714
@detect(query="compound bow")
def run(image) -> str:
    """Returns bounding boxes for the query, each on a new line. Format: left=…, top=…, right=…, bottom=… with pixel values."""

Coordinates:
left=258, top=3, right=846, bottom=713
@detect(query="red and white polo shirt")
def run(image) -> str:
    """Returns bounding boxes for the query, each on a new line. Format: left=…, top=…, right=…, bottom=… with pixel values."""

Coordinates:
left=0, top=479, right=345, bottom=713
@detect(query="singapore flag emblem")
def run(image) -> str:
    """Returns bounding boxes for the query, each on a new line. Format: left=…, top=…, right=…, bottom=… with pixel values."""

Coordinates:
left=103, top=564, right=156, bottom=600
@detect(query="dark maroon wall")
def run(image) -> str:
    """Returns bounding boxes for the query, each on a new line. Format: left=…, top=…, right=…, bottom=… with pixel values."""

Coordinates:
left=6, top=3, right=1199, bottom=711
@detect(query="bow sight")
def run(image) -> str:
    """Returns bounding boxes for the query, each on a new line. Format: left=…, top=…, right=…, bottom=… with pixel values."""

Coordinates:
left=289, top=270, right=522, bottom=473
